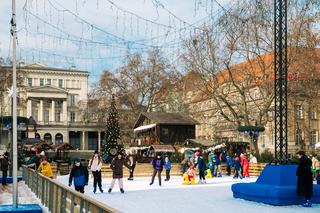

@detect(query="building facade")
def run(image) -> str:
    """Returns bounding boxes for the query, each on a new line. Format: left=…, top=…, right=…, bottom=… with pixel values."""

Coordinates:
left=158, top=49, right=320, bottom=155
left=0, top=63, right=104, bottom=151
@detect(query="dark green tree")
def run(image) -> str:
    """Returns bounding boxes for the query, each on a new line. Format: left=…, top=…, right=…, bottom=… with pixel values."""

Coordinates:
left=103, top=95, right=124, bottom=162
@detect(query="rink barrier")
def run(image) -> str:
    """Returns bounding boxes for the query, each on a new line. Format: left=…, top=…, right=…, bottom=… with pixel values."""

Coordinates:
left=99, top=163, right=183, bottom=178
left=22, top=166, right=120, bottom=213
left=98, top=162, right=266, bottom=178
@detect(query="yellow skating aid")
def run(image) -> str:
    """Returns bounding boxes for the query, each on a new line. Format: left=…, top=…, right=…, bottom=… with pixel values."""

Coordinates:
left=205, top=169, right=212, bottom=179
left=182, top=173, right=196, bottom=185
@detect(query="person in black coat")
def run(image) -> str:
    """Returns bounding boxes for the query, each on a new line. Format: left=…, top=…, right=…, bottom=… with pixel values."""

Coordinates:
left=150, top=154, right=164, bottom=186
left=1, top=152, right=9, bottom=186
left=296, top=150, right=313, bottom=207
left=108, top=153, right=131, bottom=193
left=194, top=153, right=207, bottom=184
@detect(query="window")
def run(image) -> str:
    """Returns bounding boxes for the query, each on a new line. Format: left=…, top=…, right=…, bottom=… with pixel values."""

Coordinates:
left=88, top=132, right=98, bottom=150
left=310, top=130, right=317, bottom=145
left=70, top=112, right=76, bottom=122
left=40, top=78, right=44, bottom=86
left=295, top=127, right=302, bottom=145
left=261, top=134, right=266, bottom=148
left=44, top=133, right=52, bottom=144
left=32, top=109, right=38, bottom=122
left=70, top=95, right=76, bottom=106
left=69, top=132, right=81, bottom=149
left=55, top=133, right=63, bottom=144
left=310, top=110, right=317, bottom=120
left=161, top=128, right=169, bottom=136
left=28, top=78, right=32, bottom=87
left=55, top=110, right=61, bottom=122
left=59, top=79, right=63, bottom=88
left=47, top=79, right=51, bottom=85
left=269, top=129, right=274, bottom=145
left=296, top=105, right=303, bottom=119
left=44, top=110, right=49, bottom=123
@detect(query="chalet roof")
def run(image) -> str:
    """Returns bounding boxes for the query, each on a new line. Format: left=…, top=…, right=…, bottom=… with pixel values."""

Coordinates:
left=134, top=112, right=199, bottom=128
left=185, top=139, right=216, bottom=147
left=53, top=143, right=75, bottom=151
left=149, top=145, right=175, bottom=153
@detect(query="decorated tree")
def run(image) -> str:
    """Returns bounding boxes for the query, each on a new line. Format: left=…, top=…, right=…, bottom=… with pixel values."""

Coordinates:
left=103, top=94, right=125, bottom=162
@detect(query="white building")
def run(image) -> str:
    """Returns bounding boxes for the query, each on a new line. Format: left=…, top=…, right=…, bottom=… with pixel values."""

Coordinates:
left=0, top=63, right=104, bottom=151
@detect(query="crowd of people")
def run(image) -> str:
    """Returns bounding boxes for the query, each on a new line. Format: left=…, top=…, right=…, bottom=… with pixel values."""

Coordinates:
left=1, top=148, right=319, bottom=208
left=181, top=150, right=254, bottom=183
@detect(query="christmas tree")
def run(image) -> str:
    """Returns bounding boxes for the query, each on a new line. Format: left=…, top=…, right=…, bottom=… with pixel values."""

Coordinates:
left=103, top=94, right=125, bottom=162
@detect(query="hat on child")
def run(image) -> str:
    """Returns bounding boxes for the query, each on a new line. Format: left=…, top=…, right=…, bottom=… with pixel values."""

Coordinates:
left=94, top=150, right=99, bottom=154
left=74, top=158, right=81, bottom=163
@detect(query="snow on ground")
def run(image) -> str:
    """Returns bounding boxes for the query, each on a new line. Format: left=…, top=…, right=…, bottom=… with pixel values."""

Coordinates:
left=0, top=182, right=49, bottom=212
left=56, top=175, right=320, bottom=213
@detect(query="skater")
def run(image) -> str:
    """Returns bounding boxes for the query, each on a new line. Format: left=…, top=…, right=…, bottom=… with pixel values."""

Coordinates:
left=150, top=154, right=164, bottom=186
left=311, top=154, right=319, bottom=181
left=181, top=156, right=190, bottom=173
left=37, top=157, right=53, bottom=178
left=69, top=158, right=89, bottom=194
left=296, top=150, right=313, bottom=207
left=108, top=153, right=131, bottom=193
left=0, top=152, right=9, bottom=186
left=194, top=153, right=207, bottom=184
left=128, top=152, right=137, bottom=181
left=187, top=165, right=196, bottom=184
left=164, top=156, right=171, bottom=181
left=208, top=152, right=215, bottom=177
left=250, top=154, right=258, bottom=164
left=226, top=155, right=233, bottom=176
left=240, top=153, right=249, bottom=178
left=233, top=154, right=241, bottom=179
left=214, top=152, right=222, bottom=177
left=88, top=150, right=103, bottom=193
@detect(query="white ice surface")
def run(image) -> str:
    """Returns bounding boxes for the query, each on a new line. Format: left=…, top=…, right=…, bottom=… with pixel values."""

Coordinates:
left=56, top=175, right=320, bottom=213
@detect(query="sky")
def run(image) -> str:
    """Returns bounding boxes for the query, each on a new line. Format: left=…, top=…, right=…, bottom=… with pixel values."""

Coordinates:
left=0, top=0, right=231, bottom=84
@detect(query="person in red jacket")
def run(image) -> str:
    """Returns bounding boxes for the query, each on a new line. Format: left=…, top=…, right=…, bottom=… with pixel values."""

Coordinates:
left=240, top=153, right=250, bottom=178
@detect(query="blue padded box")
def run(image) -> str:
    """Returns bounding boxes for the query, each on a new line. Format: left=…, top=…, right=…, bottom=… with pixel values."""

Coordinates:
left=0, top=176, right=23, bottom=184
left=232, top=164, right=320, bottom=205
left=0, top=204, right=42, bottom=213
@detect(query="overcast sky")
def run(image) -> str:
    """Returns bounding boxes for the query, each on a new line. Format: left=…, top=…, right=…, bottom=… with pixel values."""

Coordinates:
left=0, top=0, right=230, bottom=83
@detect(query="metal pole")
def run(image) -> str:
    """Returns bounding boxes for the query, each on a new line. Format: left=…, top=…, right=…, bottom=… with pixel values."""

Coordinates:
left=11, top=0, right=18, bottom=208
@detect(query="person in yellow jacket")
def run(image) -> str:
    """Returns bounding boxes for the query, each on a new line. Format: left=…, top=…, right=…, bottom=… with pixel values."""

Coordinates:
left=37, top=157, right=53, bottom=178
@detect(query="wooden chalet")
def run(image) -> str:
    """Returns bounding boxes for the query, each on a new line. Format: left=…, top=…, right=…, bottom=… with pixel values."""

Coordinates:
left=133, top=112, right=198, bottom=145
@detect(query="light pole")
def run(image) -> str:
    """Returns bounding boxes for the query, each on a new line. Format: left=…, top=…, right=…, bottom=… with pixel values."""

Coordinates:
left=11, top=0, right=18, bottom=208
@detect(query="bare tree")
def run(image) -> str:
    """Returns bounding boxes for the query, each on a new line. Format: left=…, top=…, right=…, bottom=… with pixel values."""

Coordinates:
left=90, top=50, right=180, bottom=144
left=182, top=0, right=319, bottom=156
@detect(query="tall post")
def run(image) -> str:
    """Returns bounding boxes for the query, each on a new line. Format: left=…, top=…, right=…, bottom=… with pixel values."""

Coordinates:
left=11, top=0, right=18, bottom=207
left=274, top=0, right=288, bottom=164
left=98, top=131, right=102, bottom=152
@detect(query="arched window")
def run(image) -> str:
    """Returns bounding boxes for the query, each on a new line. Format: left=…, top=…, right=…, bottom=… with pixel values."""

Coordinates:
left=44, top=133, right=52, bottom=144
left=35, top=133, right=40, bottom=139
left=55, top=133, right=63, bottom=144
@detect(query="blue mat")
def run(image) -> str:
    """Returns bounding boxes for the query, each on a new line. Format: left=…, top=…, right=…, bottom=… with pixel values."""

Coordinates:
left=0, top=204, right=42, bottom=213
left=0, top=176, right=23, bottom=184
left=232, top=164, right=320, bottom=205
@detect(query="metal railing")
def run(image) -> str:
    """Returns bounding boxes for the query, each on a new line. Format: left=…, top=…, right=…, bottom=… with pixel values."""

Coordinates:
left=22, top=166, right=120, bottom=213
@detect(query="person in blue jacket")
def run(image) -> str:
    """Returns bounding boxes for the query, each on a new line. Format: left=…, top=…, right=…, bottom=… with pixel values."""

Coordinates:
left=69, top=158, right=89, bottom=193
left=150, top=154, right=165, bottom=186
left=226, top=155, right=233, bottom=176
left=164, top=156, right=171, bottom=181
left=194, top=153, right=207, bottom=184
left=233, top=154, right=241, bottom=179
